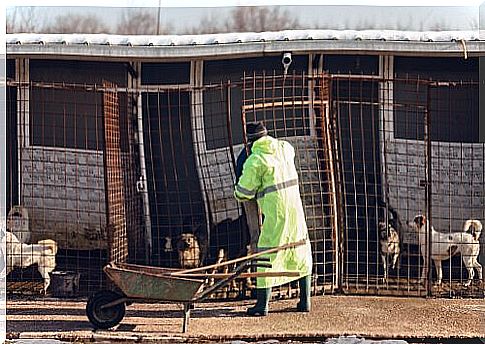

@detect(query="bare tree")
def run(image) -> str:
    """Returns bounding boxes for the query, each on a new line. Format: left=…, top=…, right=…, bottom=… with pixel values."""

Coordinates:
left=428, top=18, right=449, bottom=31
left=116, top=8, right=171, bottom=35
left=226, top=6, right=299, bottom=33
left=189, top=13, right=223, bottom=35
left=42, top=13, right=109, bottom=34
left=190, top=6, right=299, bottom=34
left=7, top=7, right=42, bottom=33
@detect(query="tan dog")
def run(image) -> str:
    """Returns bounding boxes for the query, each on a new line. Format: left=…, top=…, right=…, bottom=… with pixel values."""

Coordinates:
left=176, top=233, right=202, bottom=269
left=378, top=204, right=403, bottom=282
left=378, top=222, right=400, bottom=282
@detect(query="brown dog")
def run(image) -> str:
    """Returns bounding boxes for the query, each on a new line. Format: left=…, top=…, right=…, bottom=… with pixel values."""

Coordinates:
left=176, top=233, right=202, bottom=269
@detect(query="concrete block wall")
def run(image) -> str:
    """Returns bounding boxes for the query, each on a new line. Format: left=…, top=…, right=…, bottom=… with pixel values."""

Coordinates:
left=197, top=135, right=328, bottom=230
left=385, top=139, right=485, bottom=244
left=288, top=136, right=330, bottom=231
left=198, top=145, right=240, bottom=224
left=21, top=147, right=107, bottom=249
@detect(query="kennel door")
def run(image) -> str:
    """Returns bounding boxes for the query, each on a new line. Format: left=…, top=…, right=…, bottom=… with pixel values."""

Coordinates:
left=241, top=72, right=338, bottom=296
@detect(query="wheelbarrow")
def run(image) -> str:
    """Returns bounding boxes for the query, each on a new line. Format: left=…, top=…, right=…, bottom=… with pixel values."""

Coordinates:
left=86, top=240, right=305, bottom=332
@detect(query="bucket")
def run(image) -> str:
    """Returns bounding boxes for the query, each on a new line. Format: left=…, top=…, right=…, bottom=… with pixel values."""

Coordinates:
left=50, top=271, right=80, bottom=298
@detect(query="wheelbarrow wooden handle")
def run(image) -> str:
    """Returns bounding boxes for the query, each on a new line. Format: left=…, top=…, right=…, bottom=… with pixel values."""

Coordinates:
left=171, top=239, right=307, bottom=276
left=175, top=271, right=301, bottom=278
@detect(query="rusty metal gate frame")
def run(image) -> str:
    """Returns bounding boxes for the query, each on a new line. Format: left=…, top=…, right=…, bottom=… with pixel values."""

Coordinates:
left=330, top=74, right=432, bottom=297
left=424, top=80, right=483, bottom=298
left=240, top=72, right=339, bottom=295
left=103, top=81, right=129, bottom=264
left=333, top=75, right=483, bottom=298
left=316, top=74, right=342, bottom=291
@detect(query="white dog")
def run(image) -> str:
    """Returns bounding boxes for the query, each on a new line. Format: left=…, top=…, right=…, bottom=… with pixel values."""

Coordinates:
left=3, top=231, right=58, bottom=293
left=410, top=214, right=482, bottom=287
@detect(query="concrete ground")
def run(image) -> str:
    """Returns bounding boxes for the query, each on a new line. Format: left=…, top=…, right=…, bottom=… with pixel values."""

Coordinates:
left=6, top=295, right=485, bottom=342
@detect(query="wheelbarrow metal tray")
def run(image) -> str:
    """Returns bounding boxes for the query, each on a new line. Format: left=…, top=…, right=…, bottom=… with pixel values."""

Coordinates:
left=104, top=263, right=204, bottom=302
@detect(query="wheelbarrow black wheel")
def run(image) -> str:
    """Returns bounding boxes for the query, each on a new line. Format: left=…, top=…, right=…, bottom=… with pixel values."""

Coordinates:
left=86, top=290, right=126, bottom=329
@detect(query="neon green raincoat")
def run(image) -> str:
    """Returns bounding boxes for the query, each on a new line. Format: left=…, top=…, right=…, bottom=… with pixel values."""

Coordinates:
left=234, top=135, right=312, bottom=288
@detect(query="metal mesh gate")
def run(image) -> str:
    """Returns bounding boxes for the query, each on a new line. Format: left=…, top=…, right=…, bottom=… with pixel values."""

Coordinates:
left=141, top=89, right=208, bottom=267
left=141, top=73, right=339, bottom=298
left=241, top=72, right=338, bottom=295
left=104, top=83, right=145, bottom=271
left=336, top=75, right=484, bottom=297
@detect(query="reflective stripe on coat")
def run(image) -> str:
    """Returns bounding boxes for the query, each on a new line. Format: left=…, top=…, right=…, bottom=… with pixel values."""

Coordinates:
left=234, top=135, right=312, bottom=288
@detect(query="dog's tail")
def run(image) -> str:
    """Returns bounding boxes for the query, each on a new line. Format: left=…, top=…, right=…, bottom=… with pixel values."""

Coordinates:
left=463, top=220, right=483, bottom=241
left=37, top=239, right=58, bottom=255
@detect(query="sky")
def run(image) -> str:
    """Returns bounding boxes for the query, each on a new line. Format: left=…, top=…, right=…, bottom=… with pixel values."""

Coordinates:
left=5, top=3, right=484, bottom=34
left=2, top=1, right=485, bottom=52
left=4, top=0, right=485, bottom=7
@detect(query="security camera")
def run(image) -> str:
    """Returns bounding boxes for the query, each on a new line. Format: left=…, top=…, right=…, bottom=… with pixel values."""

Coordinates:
left=282, top=52, right=292, bottom=75
left=282, top=52, right=292, bottom=65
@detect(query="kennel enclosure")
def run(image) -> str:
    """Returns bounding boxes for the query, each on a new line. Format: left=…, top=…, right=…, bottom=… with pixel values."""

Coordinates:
left=5, top=31, right=485, bottom=298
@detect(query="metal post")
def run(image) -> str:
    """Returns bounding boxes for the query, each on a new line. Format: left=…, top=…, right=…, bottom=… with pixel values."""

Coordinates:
left=190, top=60, right=212, bottom=250
left=323, top=76, right=341, bottom=291
left=226, top=81, right=237, bottom=171
left=425, top=83, right=433, bottom=297
left=16, top=58, right=29, bottom=205
left=182, top=303, right=191, bottom=333
left=134, top=62, right=153, bottom=264
left=379, top=56, right=393, bottom=207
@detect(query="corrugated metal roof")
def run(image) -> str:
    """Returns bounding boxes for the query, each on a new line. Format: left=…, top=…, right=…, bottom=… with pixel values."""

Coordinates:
left=6, top=30, right=481, bottom=47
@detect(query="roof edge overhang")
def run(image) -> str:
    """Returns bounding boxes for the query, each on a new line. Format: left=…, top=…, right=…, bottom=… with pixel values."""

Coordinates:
left=6, top=31, right=484, bottom=60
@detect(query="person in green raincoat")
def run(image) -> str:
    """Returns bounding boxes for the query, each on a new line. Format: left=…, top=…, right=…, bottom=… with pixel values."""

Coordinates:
left=234, top=121, right=313, bottom=316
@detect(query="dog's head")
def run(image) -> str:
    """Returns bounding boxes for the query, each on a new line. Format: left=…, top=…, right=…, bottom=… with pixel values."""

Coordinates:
left=464, top=219, right=483, bottom=241
left=176, top=233, right=201, bottom=268
left=378, top=221, right=390, bottom=240
left=378, top=221, right=400, bottom=242
left=177, top=233, right=199, bottom=251
left=408, top=214, right=426, bottom=232
left=7, top=206, right=29, bottom=231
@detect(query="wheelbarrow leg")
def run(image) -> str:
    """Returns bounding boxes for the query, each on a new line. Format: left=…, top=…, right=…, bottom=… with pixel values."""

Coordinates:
left=182, top=303, right=192, bottom=333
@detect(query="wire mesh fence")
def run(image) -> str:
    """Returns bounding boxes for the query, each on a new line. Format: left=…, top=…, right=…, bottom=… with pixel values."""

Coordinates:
left=5, top=81, right=144, bottom=295
left=7, top=82, right=108, bottom=294
left=387, top=78, right=484, bottom=298
left=4, top=72, right=484, bottom=299
left=335, top=75, right=484, bottom=297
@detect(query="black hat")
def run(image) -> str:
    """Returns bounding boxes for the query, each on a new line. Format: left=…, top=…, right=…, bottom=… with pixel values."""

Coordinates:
left=246, top=121, right=268, bottom=142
